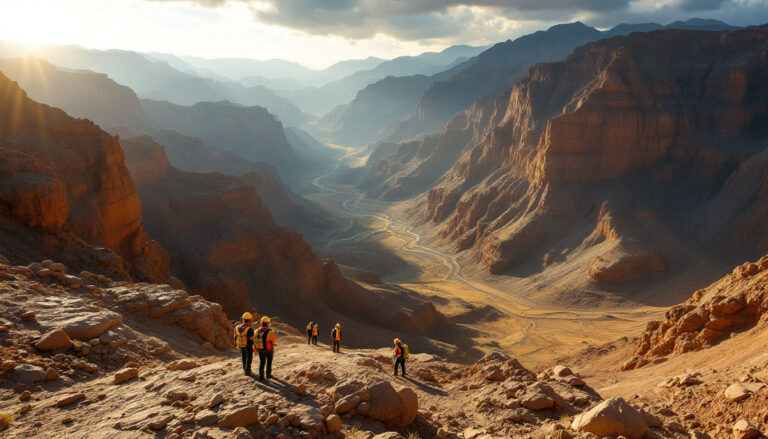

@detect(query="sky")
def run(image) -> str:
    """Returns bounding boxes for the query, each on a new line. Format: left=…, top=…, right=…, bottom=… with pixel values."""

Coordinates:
left=0, top=0, right=766, bottom=69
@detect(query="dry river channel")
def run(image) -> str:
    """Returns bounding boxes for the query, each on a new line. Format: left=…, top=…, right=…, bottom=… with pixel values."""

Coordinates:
left=306, top=146, right=662, bottom=366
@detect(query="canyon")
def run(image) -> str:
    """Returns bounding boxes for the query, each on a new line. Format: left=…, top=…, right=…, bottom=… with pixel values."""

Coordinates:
left=1, top=18, right=768, bottom=439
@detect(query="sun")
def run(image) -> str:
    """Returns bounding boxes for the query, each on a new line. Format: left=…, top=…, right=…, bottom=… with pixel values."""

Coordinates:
left=0, top=1, right=61, bottom=48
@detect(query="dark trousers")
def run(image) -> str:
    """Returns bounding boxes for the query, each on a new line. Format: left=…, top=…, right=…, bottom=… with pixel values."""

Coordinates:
left=258, top=349, right=273, bottom=380
left=332, top=340, right=340, bottom=352
left=240, top=347, right=253, bottom=372
left=307, top=331, right=311, bottom=344
left=311, top=335, right=317, bottom=345
left=394, top=358, right=406, bottom=376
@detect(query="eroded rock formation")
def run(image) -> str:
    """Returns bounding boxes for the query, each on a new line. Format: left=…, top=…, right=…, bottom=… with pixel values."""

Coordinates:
left=0, top=72, right=169, bottom=282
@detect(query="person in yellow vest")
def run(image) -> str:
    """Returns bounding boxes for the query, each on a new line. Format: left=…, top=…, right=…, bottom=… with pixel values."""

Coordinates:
left=330, top=323, right=342, bottom=353
left=393, top=338, right=408, bottom=376
left=234, top=312, right=255, bottom=376
left=311, top=323, right=318, bottom=345
left=306, top=322, right=313, bottom=344
left=254, top=316, right=278, bottom=381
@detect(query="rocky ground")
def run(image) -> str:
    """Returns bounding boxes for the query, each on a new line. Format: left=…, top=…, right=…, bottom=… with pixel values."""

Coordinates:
left=3, top=255, right=768, bottom=438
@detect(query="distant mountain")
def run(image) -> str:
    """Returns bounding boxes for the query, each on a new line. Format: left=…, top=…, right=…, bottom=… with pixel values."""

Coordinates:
left=384, top=18, right=738, bottom=144
left=0, top=57, right=152, bottom=134
left=320, top=75, right=436, bottom=146
left=0, top=43, right=311, bottom=126
left=278, top=44, right=487, bottom=116
left=180, top=56, right=316, bottom=82
left=140, top=99, right=299, bottom=171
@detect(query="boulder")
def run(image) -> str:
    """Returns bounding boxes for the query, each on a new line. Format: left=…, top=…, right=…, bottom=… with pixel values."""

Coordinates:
left=35, top=329, right=73, bottom=351
left=56, top=393, right=86, bottom=407
left=733, top=420, right=759, bottom=439
left=553, top=365, right=573, bottom=377
left=195, top=410, right=219, bottom=426
left=50, top=309, right=123, bottom=339
left=520, top=392, right=555, bottom=411
left=11, top=363, right=47, bottom=384
left=0, top=360, right=16, bottom=374
left=571, top=397, right=647, bottom=439
left=114, top=367, right=138, bottom=384
left=218, top=402, right=259, bottom=428
left=367, top=381, right=419, bottom=428
left=207, top=392, right=224, bottom=408
left=724, top=382, right=765, bottom=402
left=45, top=367, right=59, bottom=381
left=325, top=414, right=341, bottom=433
left=20, top=311, right=36, bottom=321
left=397, top=388, right=418, bottom=427
left=168, top=359, right=200, bottom=371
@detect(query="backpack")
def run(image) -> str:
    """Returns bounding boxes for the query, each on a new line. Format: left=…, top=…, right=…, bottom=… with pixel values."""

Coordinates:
left=234, top=324, right=250, bottom=348
left=402, top=344, right=410, bottom=359
left=255, top=327, right=273, bottom=351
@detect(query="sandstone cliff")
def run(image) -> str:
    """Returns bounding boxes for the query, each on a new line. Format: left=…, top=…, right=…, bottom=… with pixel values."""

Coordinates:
left=0, top=72, right=169, bottom=283
left=380, top=26, right=768, bottom=305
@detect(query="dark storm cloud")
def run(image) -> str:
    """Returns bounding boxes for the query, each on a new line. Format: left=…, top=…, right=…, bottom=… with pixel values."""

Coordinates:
left=147, top=0, right=768, bottom=41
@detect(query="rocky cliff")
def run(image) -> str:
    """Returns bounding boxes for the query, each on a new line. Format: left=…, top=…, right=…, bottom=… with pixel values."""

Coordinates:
left=121, top=137, right=460, bottom=352
left=0, top=71, right=169, bottom=283
left=395, top=26, right=768, bottom=305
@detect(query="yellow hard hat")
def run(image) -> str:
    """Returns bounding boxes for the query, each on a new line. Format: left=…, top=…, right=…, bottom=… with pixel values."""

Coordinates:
left=242, top=312, right=252, bottom=320
left=394, top=338, right=401, bottom=344
left=261, top=316, right=271, bottom=324
left=335, top=323, right=340, bottom=327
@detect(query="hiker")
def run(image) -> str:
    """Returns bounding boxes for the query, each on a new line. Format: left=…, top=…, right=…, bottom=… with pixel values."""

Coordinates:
left=234, top=312, right=255, bottom=375
left=306, top=321, right=313, bottom=344
left=255, top=316, right=278, bottom=381
left=311, top=323, right=318, bottom=345
left=330, top=323, right=342, bottom=353
left=393, top=338, right=409, bottom=376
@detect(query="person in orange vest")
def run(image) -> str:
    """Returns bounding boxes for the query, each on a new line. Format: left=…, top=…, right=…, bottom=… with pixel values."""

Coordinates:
left=254, top=316, right=278, bottom=381
left=393, top=338, right=408, bottom=376
left=306, top=322, right=313, bottom=344
left=234, top=312, right=255, bottom=376
left=330, top=323, right=342, bottom=353
left=311, top=323, right=318, bottom=345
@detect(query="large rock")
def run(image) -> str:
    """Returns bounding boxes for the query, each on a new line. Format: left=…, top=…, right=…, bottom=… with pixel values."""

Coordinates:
left=724, top=382, right=765, bottom=402
left=40, top=307, right=124, bottom=340
left=114, top=367, right=138, bottom=384
left=571, top=397, right=647, bottom=439
left=366, top=381, right=419, bottom=428
left=11, top=363, right=47, bottom=384
left=35, top=329, right=73, bottom=351
left=217, top=402, right=259, bottom=428
left=733, top=419, right=759, bottom=439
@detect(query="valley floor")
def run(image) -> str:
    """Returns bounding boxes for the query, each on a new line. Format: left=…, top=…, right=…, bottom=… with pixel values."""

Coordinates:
left=300, top=149, right=665, bottom=366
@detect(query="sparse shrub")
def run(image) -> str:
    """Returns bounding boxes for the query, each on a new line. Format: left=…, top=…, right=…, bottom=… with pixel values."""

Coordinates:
left=0, top=412, right=14, bottom=431
left=407, top=432, right=420, bottom=439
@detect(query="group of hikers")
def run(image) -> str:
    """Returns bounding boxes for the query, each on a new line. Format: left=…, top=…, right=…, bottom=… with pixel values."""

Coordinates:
left=234, top=313, right=409, bottom=380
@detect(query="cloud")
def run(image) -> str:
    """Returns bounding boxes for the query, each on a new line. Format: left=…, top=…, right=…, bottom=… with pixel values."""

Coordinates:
left=146, top=0, right=768, bottom=43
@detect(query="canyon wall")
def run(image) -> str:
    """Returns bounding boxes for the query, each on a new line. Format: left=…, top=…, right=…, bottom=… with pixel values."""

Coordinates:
left=377, top=27, right=768, bottom=305
left=0, top=72, right=170, bottom=282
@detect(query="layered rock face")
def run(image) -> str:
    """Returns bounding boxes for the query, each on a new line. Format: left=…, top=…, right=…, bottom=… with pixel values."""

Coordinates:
left=121, top=138, right=413, bottom=340
left=0, top=72, right=169, bottom=282
left=625, top=254, right=768, bottom=369
left=408, top=27, right=768, bottom=304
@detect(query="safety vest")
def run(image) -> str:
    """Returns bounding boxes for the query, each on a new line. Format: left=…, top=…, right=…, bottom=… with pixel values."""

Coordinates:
left=312, top=326, right=318, bottom=336
left=332, top=328, right=341, bottom=341
left=306, top=323, right=312, bottom=332
left=395, top=344, right=410, bottom=359
left=255, top=327, right=274, bottom=351
left=234, top=324, right=250, bottom=348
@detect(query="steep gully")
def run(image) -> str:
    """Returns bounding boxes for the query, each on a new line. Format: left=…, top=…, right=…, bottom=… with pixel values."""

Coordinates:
left=308, top=147, right=661, bottom=364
